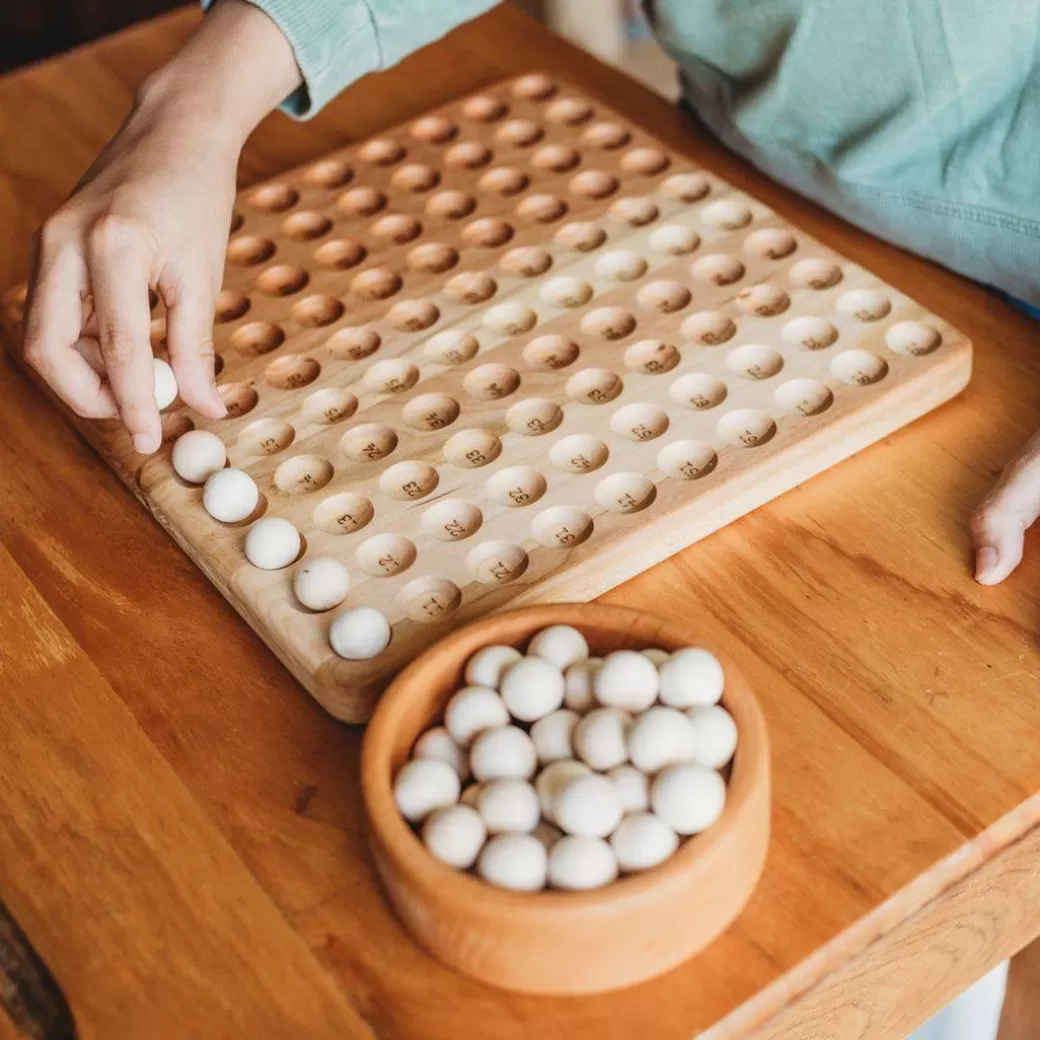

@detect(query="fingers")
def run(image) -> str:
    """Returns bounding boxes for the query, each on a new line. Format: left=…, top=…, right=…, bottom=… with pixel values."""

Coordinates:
left=163, top=274, right=227, bottom=420
left=87, top=217, right=161, bottom=453
left=22, top=228, right=118, bottom=420
left=970, top=435, right=1040, bottom=585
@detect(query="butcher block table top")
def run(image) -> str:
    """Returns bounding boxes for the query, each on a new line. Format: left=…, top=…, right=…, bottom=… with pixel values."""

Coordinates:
left=2, top=6, right=1040, bottom=1039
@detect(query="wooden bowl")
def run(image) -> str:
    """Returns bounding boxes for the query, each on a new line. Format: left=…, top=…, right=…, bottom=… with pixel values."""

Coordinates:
left=361, top=604, right=770, bottom=995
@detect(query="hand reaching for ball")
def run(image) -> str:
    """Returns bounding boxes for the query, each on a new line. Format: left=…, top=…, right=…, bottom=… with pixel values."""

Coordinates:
left=20, top=0, right=300, bottom=454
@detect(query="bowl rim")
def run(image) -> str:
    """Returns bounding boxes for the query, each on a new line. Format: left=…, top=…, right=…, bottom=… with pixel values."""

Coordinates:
left=361, top=603, right=770, bottom=918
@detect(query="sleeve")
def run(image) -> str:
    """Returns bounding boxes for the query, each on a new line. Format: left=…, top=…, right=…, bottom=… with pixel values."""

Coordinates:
left=202, top=0, right=501, bottom=119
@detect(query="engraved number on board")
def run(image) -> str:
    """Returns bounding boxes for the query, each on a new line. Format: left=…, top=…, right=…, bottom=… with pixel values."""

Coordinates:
left=526, top=419, right=546, bottom=433
left=571, top=454, right=591, bottom=471
left=490, top=560, right=512, bottom=581
left=378, top=554, right=399, bottom=573
left=337, top=513, right=359, bottom=529
left=402, top=481, right=423, bottom=498
left=420, top=596, right=446, bottom=618
left=361, top=442, right=381, bottom=460
left=465, top=449, right=487, bottom=465
left=260, top=437, right=277, bottom=451
left=587, top=388, right=609, bottom=402
left=507, top=487, right=529, bottom=506
left=617, top=492, right=638, bottom=510
left=444, top=519, right=467, bottom=539
left=631, top=424, right=653, bottom=440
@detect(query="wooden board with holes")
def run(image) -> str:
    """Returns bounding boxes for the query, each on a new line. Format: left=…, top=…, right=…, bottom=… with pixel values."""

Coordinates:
left=0, top=72, right=972, bottom=723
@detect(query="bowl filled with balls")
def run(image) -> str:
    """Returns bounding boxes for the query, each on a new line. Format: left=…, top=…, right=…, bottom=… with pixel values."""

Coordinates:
left=361, top=603, right=770, bottom=995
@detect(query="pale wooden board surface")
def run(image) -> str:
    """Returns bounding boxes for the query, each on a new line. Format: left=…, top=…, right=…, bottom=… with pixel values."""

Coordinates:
left=2, top=77, right=970, bottom=722
left=0, top=6, right=1038, bottom=1040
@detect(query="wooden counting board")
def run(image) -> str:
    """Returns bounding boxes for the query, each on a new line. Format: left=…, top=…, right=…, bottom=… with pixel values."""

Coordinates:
left=0, top=73, right=972, bottom=723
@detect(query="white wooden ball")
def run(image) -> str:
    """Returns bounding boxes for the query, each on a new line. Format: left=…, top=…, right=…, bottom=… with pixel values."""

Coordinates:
left=527, top=625, right=589, bottom=670
left=464, top=644, right=523, bottom=689
left=687, top=705, right=739, bottom=769
left=563, top=658, right=603, bottom=713
left=444, top=686, right=509, bottom=747
left=413, top=725, right=470, bottom=781
left=469, top=725, right=538, bottom=782
left=171, top=430, right=226, bottom=484
left=499, top=656, right=565, bottom=722
left=477, top=833, right=548, bottom=891
left=243, top=517, right=301, bottom=570
left=658, top=647, right=725, bottom=708
left=548, top=835, right=619, bottom=890
left=610, top=812, right=679, bottom=872
left=394, top=758, right=461, bottom=823
left=607, top=764, right=649, bottom=814
left=422, top=804, right=486, bottom=869
left=627, top=707, right=697, bottom=773
left=153, top=357, right=178, bottom=410
left=202, top=468, right=258, bottom=524
left=650, top=763, right=727, bottom=835
left=530, top=709, right=579, bottom=764
left=573, top=707, right=631, bottom=771
left=476, top=778, right=541, bottom=834
left=535, top=759, right=590, bottom=820
left=594, top=650, right=659, bottom=712
left=292, top=556, right=351, bottom=611
left=328, top=606, right=391, bottom=660
left=552, top=772, right=623, bottom=838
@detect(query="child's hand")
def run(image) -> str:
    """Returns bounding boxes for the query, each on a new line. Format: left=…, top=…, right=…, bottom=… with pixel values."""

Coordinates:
left=20, top=0, right=300, bottom=454
left=971, top=432, right=1040, bottom=584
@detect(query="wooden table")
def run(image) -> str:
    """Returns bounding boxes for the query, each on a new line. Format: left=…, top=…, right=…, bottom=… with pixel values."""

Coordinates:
left=2, top=7, right=1040, bottom=1038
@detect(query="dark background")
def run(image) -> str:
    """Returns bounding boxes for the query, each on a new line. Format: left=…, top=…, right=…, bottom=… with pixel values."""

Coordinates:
left=0, top=1, right=547, bottom=75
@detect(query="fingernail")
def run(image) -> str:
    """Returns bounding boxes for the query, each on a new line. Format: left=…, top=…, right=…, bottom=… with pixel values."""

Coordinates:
left=133, top=433, right=159, bottom=455
left=975, top=546, right=999, bottom=582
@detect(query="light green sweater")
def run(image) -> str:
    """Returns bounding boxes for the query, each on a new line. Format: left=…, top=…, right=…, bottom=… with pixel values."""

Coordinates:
left=208, top=0, right=1040, bottom=304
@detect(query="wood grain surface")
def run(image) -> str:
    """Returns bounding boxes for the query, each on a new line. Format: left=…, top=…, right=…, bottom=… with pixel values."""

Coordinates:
left=0, top=5, right=1039, bottom=1039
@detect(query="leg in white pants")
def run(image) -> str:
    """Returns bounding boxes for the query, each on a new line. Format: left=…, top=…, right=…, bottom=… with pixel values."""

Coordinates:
left=905, top=960, right=1008, bottom=1040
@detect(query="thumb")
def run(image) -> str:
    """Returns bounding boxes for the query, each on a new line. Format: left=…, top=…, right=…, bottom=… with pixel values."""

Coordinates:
left=971, top=436, right=1040, bottom=585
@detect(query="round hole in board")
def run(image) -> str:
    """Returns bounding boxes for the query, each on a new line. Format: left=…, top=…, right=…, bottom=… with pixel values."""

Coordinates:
left=500, top=245, right=552, bottom=278
left=411, top=115, right=457, bottom=144
left=531, top=144, right=581, bottom=172
left=495, top=120, right=544, bottom=147
left=511, top=73, right=557, bottom=100
left=406, top=243, right=459, bottom=276
left=445, top=141, right=494, bottom=169
left=248, top=183, right=299, bottom=212
left=479, top=167, right=530, bottom=196
left=461, top=94, right=508, bottom=121
left=150, top=317, right=167, bottom=350
left=326, top=326, right=380, bottom=361
left=773, top=378, right=834, bottom=417
left=337, top=187, right=387, bottom=218
left=522, top=334, right=580, bottom=371
left=505, top=399, right=563, bottom=436
left=402, top=393, right=461, bottom=431
left=313, top=492, right=375, bottom=535
left=229, top=213, right=244, bottom=234
left=265, top=355, right=321, bottom=389
left=424, top=329, right=479, bottom=366
left=539, top=276, right=593, bottom=309
left=546, top=97, right=594, bottom=125
left=426, top=190, right=476, bottom=220
left=214, top=291, right=250, bottom=324
left=359, top=138, right=406, bottom=165
left=830, top=349, right=889, bottom=386
left=340, top=423, right=398, bottom=462
left=461, top=218, right=514, bottom=248
left=274, top=454, right=334, bottom=495
left=623, top=339, right=680, bottom=375
left=660, top=172, right=711, bottom=203
left=548, top=434, right=609, bottom=474
left=608, top=196, right=659, bottom=227
left=581, top=121, right=631, bottom=149
left=744, top=227, right=797, bottom=260
left=836, top=288, right=892, bottom=322
left=690, top=254, right=745, bottom=286
left=565, top=368, right=623, bottom=405
left=443, top=428, right=502, bottom=468
left=668, top=373, right=728, bottom=410
left=781, top=315, right=839, bottom=350
left=735, top=284, right=790, bottom=318
left=568, top=170, right=619, bottom=201
left=609, top=403, right=669, bottom=442
left=421, top=500, right=483, bottom=542
left=648, top=224, right=700, bottom=256
left=212, top=355, right=225, bottom=378
left=444, top=272, right=497, bottom=305
left=371, top=213, right=423, bottom=245
left=463, top=363, right=521, bottom=400
left=256, top=264, right=309, bottom=296
left=726, top=344, right=784, bottom=380
left=386, top=299, right=440, bottom=333
left=379, top=460, right=439, bottom=501
left=789, top=258, right=843, bottom=290
left=397, top=577, right=463, bottom=624
left=238, top=418, right=296, bottom=456
left=364, top=359, right=420, bottom=395
left=314, top=238, right=367, bottom=271
left=486, top=466, right=547, bottom=508
left=304, top=158, right=354, bottom=188
left=657, top=440, right=718, bottom=481
left=291, top=295, right=345, bottom=328
left=227, top=235, right=275, bottom=266
left=517, top=194, right=568, bottom=224
left=701, top=199, right=753, bottom=230
left=531, top=506, right=594, bottom=549
left=594, top=249, right=648, bottom=282
left=580, top=306, right=636, bottom=341
left=483, top=302, right=537, bottom=335
left=636, top=280, right=691, bottom=314
left=466, top=541, right=529, bottom=585
left=302, top=388, right=358, bottom=425
left=161, top=414, right=194, bottom=445
left=391, top=163, right=441, bottom=193
left=679, top=310, right=736, bottom=346
left=594, top=473, right=657, bottom=514
left=620, top=147, right=671, bottom=176
left=281, top=211, right=333, bottom=241
left=885, top=320, right=942, bottom=357
left=218, top=382, right=259, bottom=418
left=716, top=409, right=777, bottom=448
left=356, top=533, right=418, bottom=577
